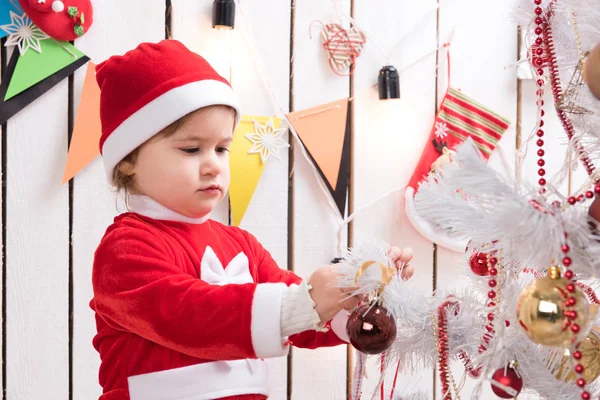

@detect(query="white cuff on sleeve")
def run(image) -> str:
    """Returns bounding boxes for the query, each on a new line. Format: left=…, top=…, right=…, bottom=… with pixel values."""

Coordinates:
left=280, top=281, right=322, bottom=337
left=251, top=283, right=289, bottom=358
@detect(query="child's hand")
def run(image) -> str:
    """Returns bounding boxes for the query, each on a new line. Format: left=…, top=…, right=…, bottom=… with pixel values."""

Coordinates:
left=308, top=265, right=358, bottom=325
left=388, top=246, right=415, bottom=280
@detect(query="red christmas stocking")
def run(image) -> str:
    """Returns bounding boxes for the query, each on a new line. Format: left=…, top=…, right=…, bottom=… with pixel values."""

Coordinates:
left=404, top=87, right=510, bottom=252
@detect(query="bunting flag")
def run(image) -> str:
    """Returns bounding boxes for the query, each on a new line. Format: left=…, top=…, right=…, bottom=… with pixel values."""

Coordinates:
left=5, top=38, right=86, bottom=100
left=0, top=45, right=89, bottom=124
left=229, top=115, right=284, bottom=226
left=286, top=98, right=350, bottom=216
left=62, top=62, right=101, bottom=184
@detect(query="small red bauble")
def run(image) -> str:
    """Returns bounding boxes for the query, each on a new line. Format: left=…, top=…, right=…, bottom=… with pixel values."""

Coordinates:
left=582, top=392, right=591, bottom=400
left=469, top=252, right=490, bottom=276
left=565, top=270, right=574, bottom=280
left=490, top=366, right=523, bottom=398
left=346, top=304, right=397, bottom=355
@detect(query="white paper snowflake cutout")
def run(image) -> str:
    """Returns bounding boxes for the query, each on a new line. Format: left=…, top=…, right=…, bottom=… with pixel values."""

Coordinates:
left=245, top=119, right=290, bottom=163
left=1, top=11, right=50, bottom=56
left=434, top=121, right=448, bottom=139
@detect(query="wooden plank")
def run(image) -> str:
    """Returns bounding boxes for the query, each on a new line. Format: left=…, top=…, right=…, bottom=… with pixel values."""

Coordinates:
left=351, top=0, right=437, bottom=398
left=0, top=43, right=5, bottom=398
left=6, top=47, right=69, bottom=397
left=171, top=0, right=232, bottom=224
left=435, top=0, right=518, bottom=398
left=230, top=1, right=291, bottom=398
left=71, top=1, right=165, bottom=398
left=292, top=1, right=351, bottom=398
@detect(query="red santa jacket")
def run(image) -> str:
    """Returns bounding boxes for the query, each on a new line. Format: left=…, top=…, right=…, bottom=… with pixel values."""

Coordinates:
left=90, top=196, right=349, bottom=400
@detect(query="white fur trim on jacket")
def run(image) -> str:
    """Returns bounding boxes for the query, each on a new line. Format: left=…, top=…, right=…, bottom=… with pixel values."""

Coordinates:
left=128, top=359, right=268, bottom=400
left=251, top=283, right=289, bottom=358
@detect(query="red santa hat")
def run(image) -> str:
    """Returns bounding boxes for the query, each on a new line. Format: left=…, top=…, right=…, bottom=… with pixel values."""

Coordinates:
left=19, top=0, right=93, bottom=41
left=95, top=39, right=242, bottom=181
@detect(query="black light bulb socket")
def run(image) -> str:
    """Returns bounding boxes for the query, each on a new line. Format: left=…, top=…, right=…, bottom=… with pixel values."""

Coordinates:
left=212, top=0, right=235, bottom=29
left=378, top=65, right=400, bottom=100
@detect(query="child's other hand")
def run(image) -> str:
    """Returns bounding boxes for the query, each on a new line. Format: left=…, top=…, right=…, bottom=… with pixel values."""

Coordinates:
left=308, top=265, right=358, bottom=324
left=388, top=246, right=414, bottom=280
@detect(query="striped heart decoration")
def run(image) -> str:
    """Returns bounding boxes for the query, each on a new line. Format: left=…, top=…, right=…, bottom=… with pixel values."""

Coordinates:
left=320, top=23, right=366, bottom=76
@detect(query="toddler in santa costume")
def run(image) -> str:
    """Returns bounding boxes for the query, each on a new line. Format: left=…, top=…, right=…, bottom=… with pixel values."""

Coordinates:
left=90, top=39, right=415, bottom=400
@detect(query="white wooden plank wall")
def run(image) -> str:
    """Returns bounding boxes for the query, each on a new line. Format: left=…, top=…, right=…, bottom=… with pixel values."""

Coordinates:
left=0, top=0, right=584, bottom=398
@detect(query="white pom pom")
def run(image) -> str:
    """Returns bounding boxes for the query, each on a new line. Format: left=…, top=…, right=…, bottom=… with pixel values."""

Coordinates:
left=51, top=0, right=64, bottom=12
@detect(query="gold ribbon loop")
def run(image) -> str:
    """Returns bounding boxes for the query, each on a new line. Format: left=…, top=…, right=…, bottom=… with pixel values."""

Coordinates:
left=354, top=260, right=397, bottom=287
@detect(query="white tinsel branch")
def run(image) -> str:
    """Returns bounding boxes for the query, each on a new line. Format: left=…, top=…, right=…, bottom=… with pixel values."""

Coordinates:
left=414, top=139, right=600, bottom=279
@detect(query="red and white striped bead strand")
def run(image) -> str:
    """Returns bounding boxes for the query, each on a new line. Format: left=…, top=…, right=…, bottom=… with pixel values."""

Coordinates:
left=532, top=0, right=548, bottom=193
left=560, top=242, right=592, bottom=399
left=462, top=251, right=505, bottom=379
left=532, top=3, right=592, bottom=398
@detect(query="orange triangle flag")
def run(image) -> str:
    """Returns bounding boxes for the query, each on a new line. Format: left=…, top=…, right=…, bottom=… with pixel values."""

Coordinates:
left=286, top=98, right=348, bottom=190
left=62, top=62, right=101, bottom=184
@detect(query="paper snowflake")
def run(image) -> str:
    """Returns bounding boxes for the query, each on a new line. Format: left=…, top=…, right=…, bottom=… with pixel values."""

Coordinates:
left=434, top=121, right=448, bottom=139
left=245, top=119, right=290, bottom=163
left=1, top=11, right=50, bottom=55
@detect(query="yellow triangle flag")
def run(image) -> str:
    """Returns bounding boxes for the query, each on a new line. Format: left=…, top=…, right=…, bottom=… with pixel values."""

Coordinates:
left=62, top=62, right=101, bottom=184
left=286, top=98, right=348, bottom=190
left=229, top=116, right=282, bottom=226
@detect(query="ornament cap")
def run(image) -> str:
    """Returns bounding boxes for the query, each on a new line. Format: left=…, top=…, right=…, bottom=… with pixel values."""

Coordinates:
left=548, top=265, right=561, bottom=280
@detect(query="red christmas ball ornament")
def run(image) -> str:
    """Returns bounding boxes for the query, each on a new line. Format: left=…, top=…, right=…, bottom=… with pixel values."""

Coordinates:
left=346, top=304, right=397, bottom=354
left=490, top=366, right=523, bottom=398
left=469, top=252, right=490, bottom=276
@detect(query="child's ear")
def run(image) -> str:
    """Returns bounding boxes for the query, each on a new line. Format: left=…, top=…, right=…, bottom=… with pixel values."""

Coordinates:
left=118, top=159, right=136, bottom=176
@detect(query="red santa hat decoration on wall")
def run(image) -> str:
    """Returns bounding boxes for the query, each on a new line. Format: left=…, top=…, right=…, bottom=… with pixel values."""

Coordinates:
left=18, top=0, right=93, bottom=40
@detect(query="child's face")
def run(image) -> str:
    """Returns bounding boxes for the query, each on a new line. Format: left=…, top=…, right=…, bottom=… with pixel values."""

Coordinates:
left=124, top=106, right=235, bottom=218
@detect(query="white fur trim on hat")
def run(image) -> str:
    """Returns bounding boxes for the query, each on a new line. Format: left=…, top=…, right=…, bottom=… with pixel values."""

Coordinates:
left=101, top=79, right=242, bottom=182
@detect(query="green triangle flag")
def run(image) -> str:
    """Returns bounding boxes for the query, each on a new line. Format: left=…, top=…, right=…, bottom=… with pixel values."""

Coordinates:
left=5, top=39, right=86, bottom=100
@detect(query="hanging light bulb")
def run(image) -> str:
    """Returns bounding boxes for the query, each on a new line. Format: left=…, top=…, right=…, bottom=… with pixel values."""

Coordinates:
left=212, top=0, right=235, bottom=30
left=378, top=65, right=400, bottom=100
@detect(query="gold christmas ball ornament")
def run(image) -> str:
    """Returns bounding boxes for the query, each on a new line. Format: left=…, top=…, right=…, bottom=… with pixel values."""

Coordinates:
left=517, top=266, right=590, bottom=347
left=550, top=329, right=600, bottom=383
left=583, top=43, right=600, bottom=100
